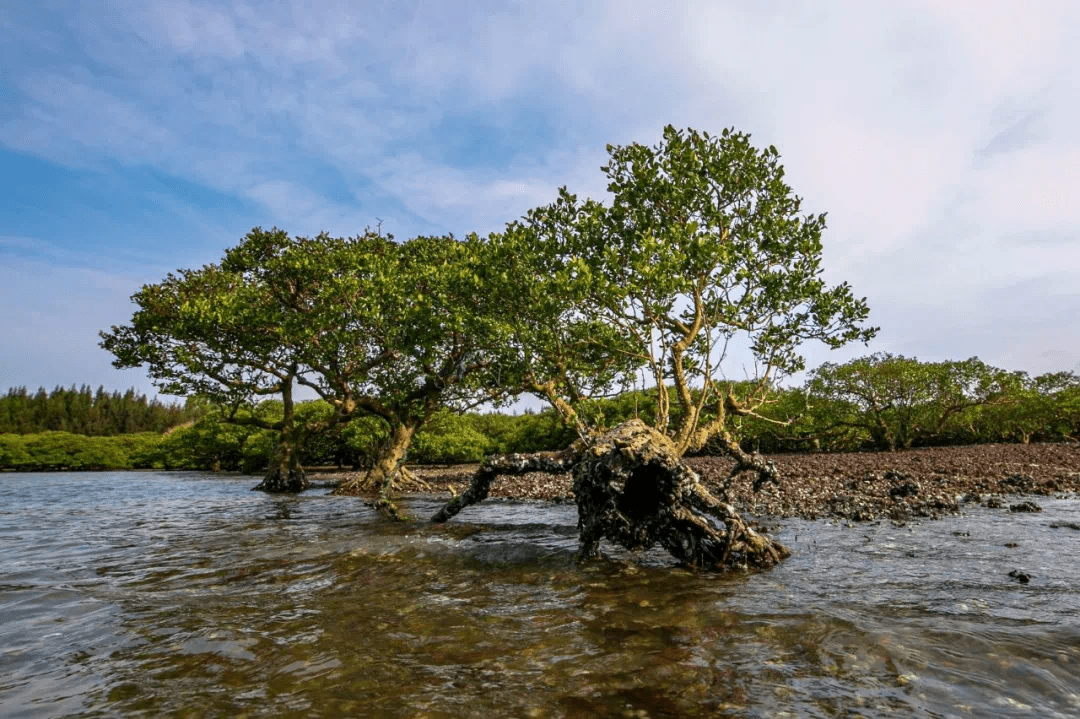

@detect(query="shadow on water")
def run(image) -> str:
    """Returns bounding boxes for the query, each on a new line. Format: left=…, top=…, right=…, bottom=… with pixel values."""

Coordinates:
left=1, top=472, right=1080, bottom=717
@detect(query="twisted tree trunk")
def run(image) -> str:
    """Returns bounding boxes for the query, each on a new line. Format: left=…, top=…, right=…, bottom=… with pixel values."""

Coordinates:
left=333, top=422, right=432, bottom=518
left=433, top=419, right=789, bottom=572
left=252, top=387, right=308, bottom=494
left=252, top=435, right=308, bottom=492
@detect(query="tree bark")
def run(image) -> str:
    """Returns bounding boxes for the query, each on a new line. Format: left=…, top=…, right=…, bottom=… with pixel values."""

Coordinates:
left=333, top=422, right=428, bottom=519
left=433, top=419, right=789, bottom=572
left=252, top=430, right=308, bottom=492
left=251, top=379, right=308, bottom=493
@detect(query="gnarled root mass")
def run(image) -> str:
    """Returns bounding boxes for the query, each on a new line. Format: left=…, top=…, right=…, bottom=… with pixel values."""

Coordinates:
left=574, top=420, right=788, bottom=571
left=433, top=419, right=789, bottom=572
left=335, top=465, right=435, bottom=521
left=252, top=466, right=308, bottom=493
left=334, top=466, right=433, bottom=496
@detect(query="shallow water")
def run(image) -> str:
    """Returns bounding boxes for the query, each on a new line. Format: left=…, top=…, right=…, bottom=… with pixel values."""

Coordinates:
left=2, top=472, right=1079, bottom=718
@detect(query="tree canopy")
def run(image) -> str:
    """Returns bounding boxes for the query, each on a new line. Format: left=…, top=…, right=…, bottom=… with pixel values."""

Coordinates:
left=805, top=353, right=1023, bottom=451
left=101, top=227, right=366, bottom=491
left=102, top=227, right=519, bottom=508
left=503, top=125, right=876, bottom=458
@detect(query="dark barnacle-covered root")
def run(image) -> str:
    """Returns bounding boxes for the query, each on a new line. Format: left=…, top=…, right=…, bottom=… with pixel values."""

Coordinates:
left=430, top=442, right=583, bottom=523
left=432, top=419, right=788, bottom=572
left=571, top=419, right=788, bottom=571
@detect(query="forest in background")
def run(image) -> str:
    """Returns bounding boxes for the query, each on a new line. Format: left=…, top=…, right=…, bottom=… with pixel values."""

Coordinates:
left=2, top=353, right=1078, bottom=473
left=0, top=385, right=200, bottom=435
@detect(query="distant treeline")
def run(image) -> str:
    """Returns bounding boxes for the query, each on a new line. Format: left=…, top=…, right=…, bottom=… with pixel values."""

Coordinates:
left=2, top=354, right=1078, bottom=473
left=0, top=407, right=575, bottom=472
left=0, top=385, right=199, bottom=436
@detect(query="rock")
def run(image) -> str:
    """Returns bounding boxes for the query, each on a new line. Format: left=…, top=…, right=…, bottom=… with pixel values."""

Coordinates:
left=1009, top=501, right=1042, bottom=513
left=888, top=479, right=920, bottom=498
left=1004, top=474, right=1034, bottom=489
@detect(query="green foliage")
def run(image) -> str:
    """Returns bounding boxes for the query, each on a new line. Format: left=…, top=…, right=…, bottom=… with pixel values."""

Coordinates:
left=411, top=410, right=495, bottom=464
left=479, top=410, right=577, bottom=454
left=319, top=231, right=519, bottom=421
left=504, top=125, right=876, bottom=453
left=240, top=431, right=276, bottom=475
left=338, top=416, right=391, bottom=468
left=0, top=431, right=162, bottom=470
left=102, top=227, right=526, bottom=492
left=805, top=354, right=1024, bottom=450
left=151, top=412, right=262, bottom=471
left=475, top=218, right=641, bottom=433
left=957, top=371, right=1080, bottom=445
left=0, top=434, right=33, bottom=467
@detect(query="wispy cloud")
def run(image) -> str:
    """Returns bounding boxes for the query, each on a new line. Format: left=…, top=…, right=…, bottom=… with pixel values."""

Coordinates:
left=1, top=0, right=1078, bottom=394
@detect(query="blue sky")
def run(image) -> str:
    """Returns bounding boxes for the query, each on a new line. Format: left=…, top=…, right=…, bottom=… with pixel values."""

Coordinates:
left=2, top=0, right=1079, bottom=401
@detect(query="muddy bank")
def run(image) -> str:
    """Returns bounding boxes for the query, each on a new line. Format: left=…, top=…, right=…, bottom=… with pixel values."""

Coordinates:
left=313, top=442, right=1080, bottom=523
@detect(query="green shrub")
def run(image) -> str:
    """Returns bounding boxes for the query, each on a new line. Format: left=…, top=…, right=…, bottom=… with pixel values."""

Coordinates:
left=0, top=434, right=32, bottom=468
left=412, top=411, right=495, bottom=464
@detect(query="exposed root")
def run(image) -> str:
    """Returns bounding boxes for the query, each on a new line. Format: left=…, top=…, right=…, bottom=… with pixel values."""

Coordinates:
left=399, top=466, right=434, bottom=492
left=431, top=443, right=582, bottom=523
left=252, top=466, right=308, bottom=493
left=711, top=434, right=780, bottom=499
left=333, top=465, right=432, bottom=496
left=432, top=420, right=788, bottom=573
left=374, top=468, right=410, bottom=521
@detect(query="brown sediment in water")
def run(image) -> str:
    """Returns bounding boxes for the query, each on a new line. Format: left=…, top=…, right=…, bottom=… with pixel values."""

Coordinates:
left=311, top=442, right=1080, bottom=523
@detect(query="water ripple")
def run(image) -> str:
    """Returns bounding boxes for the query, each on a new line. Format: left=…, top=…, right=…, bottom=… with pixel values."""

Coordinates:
left=1, top=472, right=1079, bottom=717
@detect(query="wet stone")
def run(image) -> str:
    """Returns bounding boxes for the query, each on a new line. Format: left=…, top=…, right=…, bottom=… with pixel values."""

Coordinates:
left=1005, top=474, right=1035, bottom=489
left=1008, top=569, right=1033, bottom=584
left=888, top=480, right=920, bottom=499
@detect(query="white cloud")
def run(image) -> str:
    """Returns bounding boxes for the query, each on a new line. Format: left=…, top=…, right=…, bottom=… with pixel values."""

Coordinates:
left=123, top=0, right=246, bottom=59
left=366, top=149, right=608, bottom=236
left=3, top=0, right=1079, bottom=388
left=242, top=179, right=381, bottom=237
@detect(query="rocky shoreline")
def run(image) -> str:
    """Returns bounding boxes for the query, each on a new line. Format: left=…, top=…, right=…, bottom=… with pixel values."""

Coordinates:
left=313, top=442, right=1080, bottom=524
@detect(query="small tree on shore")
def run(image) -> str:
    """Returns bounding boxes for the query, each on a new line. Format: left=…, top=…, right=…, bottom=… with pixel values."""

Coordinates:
left=513, top=126, right=875, bottom=461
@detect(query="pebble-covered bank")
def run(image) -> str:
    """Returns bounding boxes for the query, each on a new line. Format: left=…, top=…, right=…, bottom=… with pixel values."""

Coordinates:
left=318, top=442, right=1080, bottom=524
